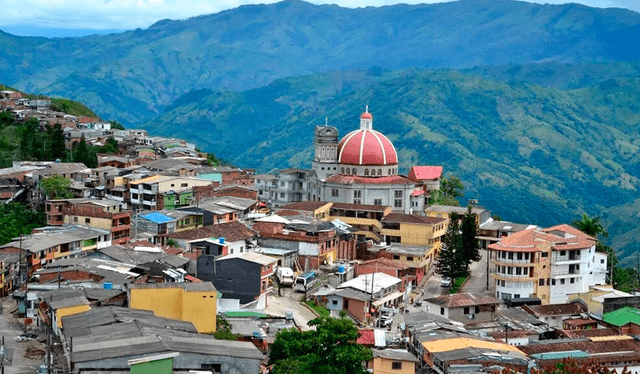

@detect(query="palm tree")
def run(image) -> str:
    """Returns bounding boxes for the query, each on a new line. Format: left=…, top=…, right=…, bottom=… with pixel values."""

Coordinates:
left=571, top=214, right=608, bottom=238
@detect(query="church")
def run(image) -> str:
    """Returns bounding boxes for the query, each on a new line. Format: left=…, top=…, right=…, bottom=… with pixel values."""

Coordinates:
left=307, top=108, right=442, bottom=215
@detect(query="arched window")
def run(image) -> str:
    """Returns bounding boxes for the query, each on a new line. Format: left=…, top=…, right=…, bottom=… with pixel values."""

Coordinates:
left=352, top=168, right=357, bottom=175
left=378, top=169, right=382, bottom=176
left=364, top=169, right=369, bottom=176
left=341, top=167, right=345, bottom=174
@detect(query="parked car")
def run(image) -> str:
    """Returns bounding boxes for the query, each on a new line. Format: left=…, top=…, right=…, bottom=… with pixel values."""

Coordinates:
left=377, top=315, right=393, bottom=328
left=14, top=333, right=37, bottom=342
left=440, top=277, right=453, bottom=287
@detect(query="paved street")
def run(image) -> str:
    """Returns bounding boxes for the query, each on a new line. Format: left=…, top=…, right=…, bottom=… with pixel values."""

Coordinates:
left=263, top=288, right=318, bottom=331
left=0, top=297, right=46, bottom=374
left=460, top=249, right=495, bottom=295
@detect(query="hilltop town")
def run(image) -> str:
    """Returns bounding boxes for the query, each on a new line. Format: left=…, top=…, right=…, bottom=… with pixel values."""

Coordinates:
left=0, top=88, right=639, bottom=374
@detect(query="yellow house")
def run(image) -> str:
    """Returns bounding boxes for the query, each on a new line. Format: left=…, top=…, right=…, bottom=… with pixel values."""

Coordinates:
left=41, top=289, right=91, bottom=336
left=381, top=213, right=447, bottom=247
left=568, top=285, right=633, bottom=316
left=128, top=282, right=218, bottom=333
left=425, top=205, right=491, bottom=226
left=327, top=203, right=393, bottom=242
left=369, top=349, right=419, bottom=374
left=280, top=201, right=333, bottom=220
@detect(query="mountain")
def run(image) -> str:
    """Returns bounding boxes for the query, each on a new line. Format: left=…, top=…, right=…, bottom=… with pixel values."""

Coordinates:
left=142, top=65, right=640, bottom=265
left=2, top=0, right=640, bottom=124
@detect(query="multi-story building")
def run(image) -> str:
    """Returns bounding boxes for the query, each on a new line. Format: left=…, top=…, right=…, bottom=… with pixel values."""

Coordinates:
left=488, top=224, right=608, bottom=304
left=45, top=198, right=131, bottom=244
left=129, top=175, right=212, bottom=211
left=0, top=226, right=111, bottom=273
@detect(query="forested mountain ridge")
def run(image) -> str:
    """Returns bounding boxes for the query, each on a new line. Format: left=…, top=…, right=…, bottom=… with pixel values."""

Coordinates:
left=2, top=0, right=640, bottom=124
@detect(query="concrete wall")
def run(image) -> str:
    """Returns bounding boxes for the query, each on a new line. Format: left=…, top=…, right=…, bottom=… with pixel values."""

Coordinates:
left=373, top=357, right=416, bottom=374
left=207, top=257, right=260, bottom=305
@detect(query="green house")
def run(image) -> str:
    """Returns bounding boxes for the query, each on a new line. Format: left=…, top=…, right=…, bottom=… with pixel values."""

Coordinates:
left=128, top=352, right=178, bottom=374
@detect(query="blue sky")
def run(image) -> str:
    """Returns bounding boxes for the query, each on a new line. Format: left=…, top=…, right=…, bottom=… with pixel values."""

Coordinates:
left=1, top=0, right=638, bottom=37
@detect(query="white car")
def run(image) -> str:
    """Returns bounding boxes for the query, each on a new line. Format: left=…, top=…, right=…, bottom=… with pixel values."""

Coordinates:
left=440, top=277, right=452, bottom=287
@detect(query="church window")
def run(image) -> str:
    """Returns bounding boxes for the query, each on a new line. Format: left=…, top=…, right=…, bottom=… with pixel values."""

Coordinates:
left=378, top=169, right=382, bottom=176
left=352, top=168, right=356, bottom=175
left=341, top=167, right=345, bottom=174
left=364, top=169, right=369, bottom=176
left=394, top=199, right=402, bottom=208
left=394, top=190, right=403, bottom=198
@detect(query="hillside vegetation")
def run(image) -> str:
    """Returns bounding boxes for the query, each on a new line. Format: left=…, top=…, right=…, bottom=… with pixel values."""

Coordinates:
left=143, top=65, right=640, bottom=265
left=2, top=0, right=640, bottom=124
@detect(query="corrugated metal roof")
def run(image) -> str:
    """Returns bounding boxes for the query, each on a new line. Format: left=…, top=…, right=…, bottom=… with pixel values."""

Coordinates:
left=141, top=212, right=174, bottom=224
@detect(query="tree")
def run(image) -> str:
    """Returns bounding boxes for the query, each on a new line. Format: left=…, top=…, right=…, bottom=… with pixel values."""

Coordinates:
left=460, top=206, right=481, bottom=271
left=269, top=316, right=372, bottom=374
left=109, top=120, right=125, bottom=130
left=571, top=214, right=608, bottom=239
left=40, top=175, right=73, bottom=200
left=72, top=136, right=95, bottom=167
left=431, top=175, right=464, bottom=206
left=206, top=153, right=219, bottom=167
left=0, top=203, right=46, bottom=245
left=435, top=212, right=466, bottom=279
left=19, top=117, right=41, bottom=160
left=0, top=111, right=14, bottom=129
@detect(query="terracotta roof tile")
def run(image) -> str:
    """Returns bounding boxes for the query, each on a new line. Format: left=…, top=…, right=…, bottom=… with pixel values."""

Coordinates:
left=357, top=329, right=376, bottom=346
left=408, top=166, right=443, bottom=181
left=331, top=202, right=390, bottom=212
left=425, top=293, right=500, bottom=308
left=523, top=301, right=588, bottom=317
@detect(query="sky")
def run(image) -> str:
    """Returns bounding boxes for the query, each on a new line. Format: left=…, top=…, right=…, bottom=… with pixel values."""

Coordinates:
left=1, top=0, right=639, bottom=37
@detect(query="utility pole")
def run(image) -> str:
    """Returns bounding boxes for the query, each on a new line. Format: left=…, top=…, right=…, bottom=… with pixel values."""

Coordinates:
left=18, top=235, right=23, bottom=287
left=47, top=296, right=52, bottom=374
left=486, top=248, right=490, bottom=292
left=57, top=267, right=61, bottom=289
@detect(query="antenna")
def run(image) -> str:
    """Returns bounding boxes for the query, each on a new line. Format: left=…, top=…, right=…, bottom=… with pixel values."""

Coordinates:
left=325, top=117, right=328, bottom=126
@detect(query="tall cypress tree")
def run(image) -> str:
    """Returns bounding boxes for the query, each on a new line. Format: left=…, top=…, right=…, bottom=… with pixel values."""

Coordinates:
left=460, top=206, right=481, bottom=273
left=435, top=212, right=465, bottom=279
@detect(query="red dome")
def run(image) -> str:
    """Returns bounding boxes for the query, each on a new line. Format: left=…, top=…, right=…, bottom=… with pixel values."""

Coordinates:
left=338, top=129, right=398, bottom=166
left=360, top=112, right=373, bottom=119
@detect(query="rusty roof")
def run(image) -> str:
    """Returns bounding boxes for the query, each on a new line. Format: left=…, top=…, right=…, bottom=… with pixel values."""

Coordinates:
left=523, top=301, right=588, bottom=317
left=383, top=213, right=446, bottom=225
left=166, top=220, right=255, bottom=242
left=559, top=328, right=619, bottom=339
left=425, top=293, right=501, bottom=308
left=280, top=201, right=330, bottom=211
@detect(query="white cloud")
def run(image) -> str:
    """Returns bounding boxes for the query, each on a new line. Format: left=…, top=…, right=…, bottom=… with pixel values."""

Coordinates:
left=0, top=0, right=637, bottom=30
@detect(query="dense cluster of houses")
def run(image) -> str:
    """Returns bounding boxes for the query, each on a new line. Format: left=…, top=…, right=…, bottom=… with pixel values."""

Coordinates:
left=0, top=97, right=638, bottom=374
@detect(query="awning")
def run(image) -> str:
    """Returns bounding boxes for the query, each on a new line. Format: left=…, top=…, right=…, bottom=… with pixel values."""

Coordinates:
left=372, top=290, right=404, bottom=307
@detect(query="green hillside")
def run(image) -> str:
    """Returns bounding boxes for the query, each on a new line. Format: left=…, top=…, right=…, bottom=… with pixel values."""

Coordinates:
left=2, top=0, right=640, bottom=125
left=143, top=66, right=640, bottom=265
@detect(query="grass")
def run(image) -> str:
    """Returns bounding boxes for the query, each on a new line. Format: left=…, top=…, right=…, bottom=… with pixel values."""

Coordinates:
left=448, top=275, right=469, bottom=294
left=305, top=300, right=330, bottom=317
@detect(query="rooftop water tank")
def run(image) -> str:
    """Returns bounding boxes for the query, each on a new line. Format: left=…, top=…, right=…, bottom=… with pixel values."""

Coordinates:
left=338, top=264, right=346, bottom=274
left=219, top=237, right=225, bottom=244
left=103, top=282, right=113, bottom=290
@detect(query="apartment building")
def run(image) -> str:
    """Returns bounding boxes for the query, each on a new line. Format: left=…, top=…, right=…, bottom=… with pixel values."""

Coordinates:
left=488, top=224, right=607, bottom=304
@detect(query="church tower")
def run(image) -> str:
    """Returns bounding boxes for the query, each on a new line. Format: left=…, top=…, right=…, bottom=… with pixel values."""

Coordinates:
left=312, top=122, right=339, bottom=180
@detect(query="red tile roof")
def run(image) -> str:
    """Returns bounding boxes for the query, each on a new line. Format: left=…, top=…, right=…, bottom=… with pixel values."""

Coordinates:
left=383, top=213, right=446, bottom=225
left=519, top=338, right=640, bottom=356
left=357, top=329, right=375, bottom=346
left=325, top=174, right=415, bottom=185
left=489, top=329, right=538, bottom=340
left=359, top=257, right=411, bottom=270
left=563, top=318, right=597, bottom=326
left=488, top=225, right=596, bottom=252
left=166, top=220, right=255, bottom=242
left=411, top=189, right=425, bottom=197
left=408, top=166, right=443, bottom=181
left=559, top=328, right=619, bottom=339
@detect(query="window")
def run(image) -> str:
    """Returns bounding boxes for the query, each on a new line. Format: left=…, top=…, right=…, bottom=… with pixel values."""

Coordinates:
left=181, top=183, right=188, bottom=188
left=354, top=190, right=362, bottom=198
left=542, top=252, right=549, bottom=258
left=170, top=183, right=175, bottom=187
left=280, top=181, right=285, bottom=187
left=280, top=193, right=285, bottom=198
left=463, top=307, right=470, bottom=314
left=440, top=307, right=444, bottom=315
left=601, top=259, right=605, bottom=264
left=394, top=190, right=403, bottom=198
left=508, top=252, right=514, bottom=260
left=341, top=167, right=344, bottom=173
left=331, top=188, right=339, bottom=197
left=85, top=218, right=90, bottom=224
left=373, top=199, right=382, bottom=206
left=364, top=169, right=369, bottom=176
left=378, top=169, right=382, bottom=176
left=517, top=253, right=523, bottom=260
left=539, top=279, right=545, bottom=286
left=551, top=279, right=556, bottom=285
left=73, top=217, right=78, bottom=223
left=332, top=300, right=338, bottom=305
left=392, top=362, right=402, bottom=370
left=570, top=277, right=575, bottom=284
left=475, top=306, right=480, bottom=314
left=407, top=256, right=414, bottom=261
left=560, top=278, right=565, bottom=285
left=393, top=255, right=400, bottom=260
left=560, top=250, right=566, bottom=256
left=352, top=168, right=356, bottom=175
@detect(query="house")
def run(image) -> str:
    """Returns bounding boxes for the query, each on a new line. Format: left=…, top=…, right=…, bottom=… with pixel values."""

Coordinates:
left=488, top=224, right=608, bottom=304
left=368, top=349, right=419, bottom=374
left=37, top=288, right=92, bottom=336
left=166, top=220, right=256, bottom=256
left=567, top=284, right=638, bottom=317
left=356, top=258, right=412, bottom=292
left=381, top=213, right=447, bottom=247
left=477, top=220, right=538, bottom=249
left=0, top=226, right=111, bottom=273
left=383, top=245, right=434, bottom=286
left=601, top=306, right=640, bottom=335
left=201, top=252, right=276, bottom=307
left=129, top=175, right=212, bottom=211
left=426, top=205, right=492, bottom=227
left=46, top=198, right=131, bottom=244
left=0, top=253, right=19, bottom=296
left=424, top=293, right=501, bottom=324
left=488, top=329, right=540, bottom=346
left=62, top=306, right=263, bottom=374
left=337, top=272, right=403, bottom=323
left=328, top=202, right=392, bottom=242
left=279, top=201, right=333, bottom=220
left=128, top=282, right=218, bottom=333
left=254, top=217, right=346, bottom=268
left=522, top=300, right=589, bottom=329
left=407, top=166, right=443, bottom=194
